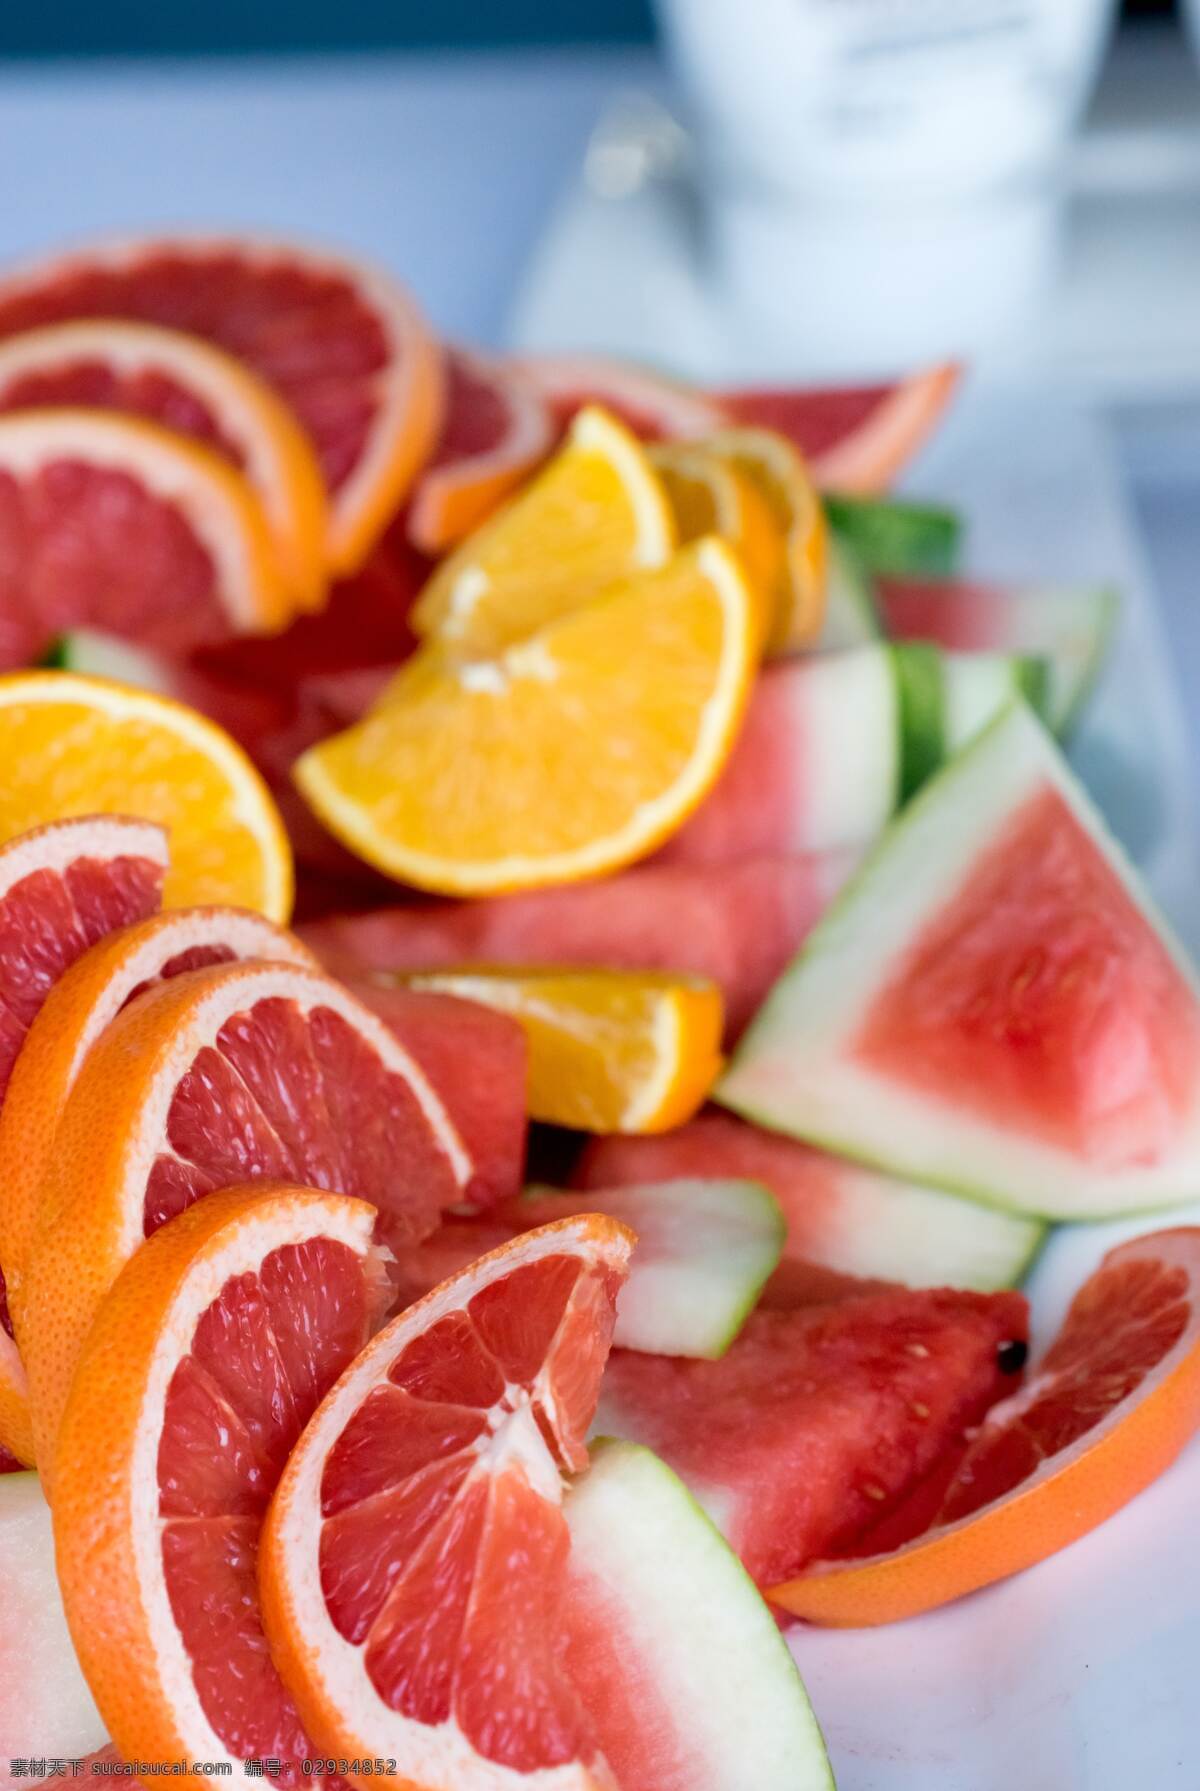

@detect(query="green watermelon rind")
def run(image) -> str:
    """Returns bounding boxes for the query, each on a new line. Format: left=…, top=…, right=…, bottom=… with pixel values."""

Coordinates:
left=824, top=493, right=963, bottom=579
left=892, top=642, right=945, bottom=801
left=811, top=537, right=881, bottom=651
left=566, top=1439, right=835, bottom=1791
left=940, top=648, right=1054, bottom=748
left=717, top=700, right=1200, bottom=1220
left=39, top=627, right=176, bottom=693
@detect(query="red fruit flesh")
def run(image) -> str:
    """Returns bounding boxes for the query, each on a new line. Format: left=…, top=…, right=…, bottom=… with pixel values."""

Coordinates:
left=856, top=786, right=1200, bottom=1169
left=722, top=385, right=893, bottom=460
left=159, top=1236, right=372, bottom=1781
left=0, top=362, right=243, bottom=463
left=0, top=249, right=390, bottom=498
left=351, top=982, right=528, bottom=1212
left=141, top=988, right=462, bottom=1250
left=317, top=1250, right=621, bottom=1773
left=596, top=1287, right=1028, bottom=1586
left=300, top=855, right=853, bottom=1041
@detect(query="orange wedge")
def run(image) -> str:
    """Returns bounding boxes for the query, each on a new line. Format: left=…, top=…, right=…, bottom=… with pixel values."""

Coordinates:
left=411, top=402, right=674, bottom=654
left=0, top=408, right=288, bottom=654
left=296, top=537, right=760, bottom=895
left=260, top=1214, right=632, bottom=1788
left=52, top=1182, right=386, bottom=1776
left=390, top=966, right=725, bottom=1133
left=774, top=1228, right=1200, bottom=1627
left=703, top=427, right=828, bottom=655
left=0, top=320, right=328, bottom=614
left=17, top=957, right=470, bottom=1470
left=0, top=905, right=314, bottom=1302
left=0, top=232, right=445, bottom=576
left=647, top=440, right=782, bottom=641
left=0, top=671, right=293, bottom=919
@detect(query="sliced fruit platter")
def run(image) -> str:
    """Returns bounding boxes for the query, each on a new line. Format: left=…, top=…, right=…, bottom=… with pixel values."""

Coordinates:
left=0, top=230, right=1194, bottom=1791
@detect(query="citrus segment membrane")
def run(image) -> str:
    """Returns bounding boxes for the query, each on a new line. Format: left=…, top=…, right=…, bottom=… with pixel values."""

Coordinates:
left=52, top=1185, right=383, bottom=1784
left=574, top=1110, right=1044, bottom=1297
left=0, top=234, right=445, bottom=573
left=594, top=1285, right=1029, bottom=1588
left=775, top=1227, right=1200, bottom=1625
left=18, top=959, right=470, bottom=1464
left=299, top=853, right=859, bottom=1043
left=563, top=1441, right=833, bottom=1791
left=719, top=704, right=1200, bottom=1218
left=0, top=906, right=314, bottom=1293
left=260, top=1216, right=632, bottom=1789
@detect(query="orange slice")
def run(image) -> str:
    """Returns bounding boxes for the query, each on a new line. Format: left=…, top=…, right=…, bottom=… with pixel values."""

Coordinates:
left=0, top=671, right=292, bottom=918
left=297, top=538, right=760, bottom=895
left=411, top=403, right=674, bottom=654
left=0, top=408, right=289, bottom=658
left=703, top=427, right=828, bottom=655
left=52, top=1181, right=386, bottom=1776
left=647, top=440, right=782, bottom=639
left=0, top=233, right=445, bottom=576
left=407, top=347, right=555, bottom=554
left=516, top=352, right=727, bottom=441
left=17, top=957, right=470, bottom=1469
left=774, top=1227, right=1200, bottom=1626
left=391, top=966, right=724, bottom=1133
left=0, top=905, right=314, bottom=1303
left=0, top=320, right=328, bottom=614
left=0, top=815, right=167, bottom=1465
left=260, top=1214, right=632, bottom=1788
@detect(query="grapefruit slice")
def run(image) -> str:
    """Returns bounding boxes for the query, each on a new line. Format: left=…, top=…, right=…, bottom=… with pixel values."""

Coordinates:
left=776, top=1226, right=1200, bottom=1626
left=515, top=352, right=725, bottom=441
left=391, top=1176, right=784, bottom=1359
left=352, top=980, right=528, bottom=1213
left=0, top=815, right=167, bottom=1464
left=297, top=540, right=760, bottom=895
left=574, top=1110, right=1044, bottom=1298
left=390, top=966, right=724, bottom=1134
left=300, top=853, right=859, bottom=1042
left=52, top=1182, right=386, bottom=1780
left=0, top=319, right=328, bottom=614
left=595, top=1284, right=1029, bottom=1588
left=0, top=408, right=288, bottom=664
left=406, top=347, right=554, bottom=555
left=563, top=1439, right=833, bottom=1790
left=17, top=957, right=470, bottom=1466
left=721, top=365, right=960, bottom=493
left=410, top=403, right=674, bottom=656
left=0, top=671, right=293, bottom=919
left=719, top=703, right=1200, bottom=1218
left=260, top=1215, right=632, bottom=1788
left=0, top=1470, right=106, bottom=1770
left=0, top=234, right=445, bottom=575
left=876, top=574, right=1118, bottom=736
left=0, top=905, right=314, bottom=1298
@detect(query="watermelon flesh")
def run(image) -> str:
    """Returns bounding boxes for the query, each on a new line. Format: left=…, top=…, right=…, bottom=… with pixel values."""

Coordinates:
left=573, top=1109, right=1043, bottom=1297
left=876, top=575, right=1117, bottom=735
left=564, top=1441, right=833, bottom=1791
left=390, top=1176, right=785, bottom=1359
left=300, top=854, right=858, bottom=1041
left=348, top=980, right=528, bottom=1211
left=594, top=1286, right=1029, bottom=1588
left=720, top=704, right=1200, bottom=1218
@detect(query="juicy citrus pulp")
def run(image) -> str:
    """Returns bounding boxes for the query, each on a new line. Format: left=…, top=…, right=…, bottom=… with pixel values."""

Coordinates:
left=701, top=428, right=828, bottom=655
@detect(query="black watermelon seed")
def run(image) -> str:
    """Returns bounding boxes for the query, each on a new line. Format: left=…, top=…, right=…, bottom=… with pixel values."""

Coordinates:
left=997, top=1338, right=1028, bottom=1374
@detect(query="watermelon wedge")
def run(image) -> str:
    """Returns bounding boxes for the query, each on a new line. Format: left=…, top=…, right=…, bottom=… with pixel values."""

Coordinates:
left=720, top=703, right=1200, bottom=1218
left=300, top=853, right=858, bottom=1041
left=594, top=1284, right=1028, bottom=1587
left=348, top=980, right=528, bottom=1211
left=390, top=1176, right=784, bottom=1358
left=876, top=575, right=1118, bottom=736
left=0, top=1471, right=106, bottom=1774
left=721, top=365, right=959, bottom=493
left=825, top=493, right=962, bottom=579
left=574, top=1111, right=1043, bottom=1296
left=564, top=1440, right=833, bottom=1790
left=658, top=643, right=1046, bottom=866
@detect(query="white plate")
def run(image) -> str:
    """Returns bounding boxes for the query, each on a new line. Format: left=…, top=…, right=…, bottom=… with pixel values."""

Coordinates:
left=510, top=162, right=1200, bottom=1790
